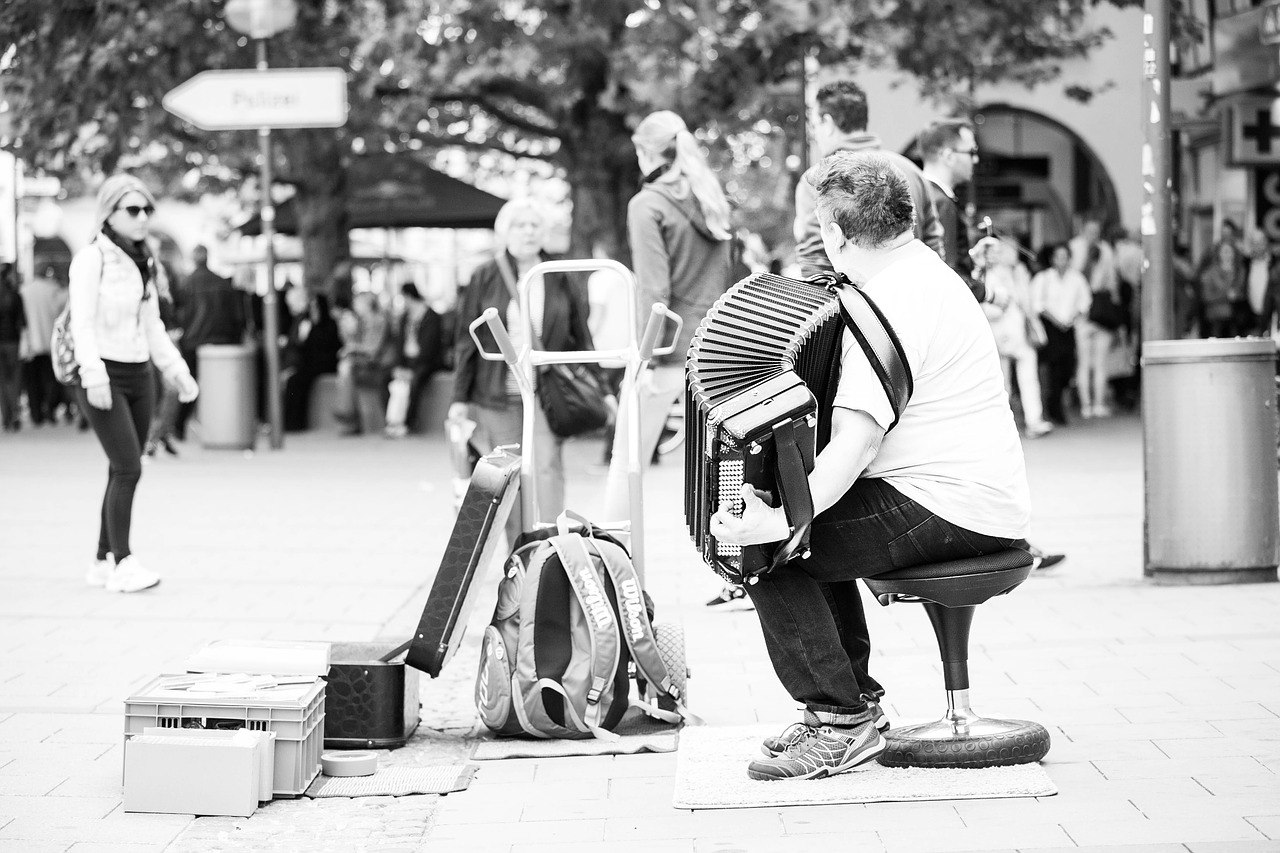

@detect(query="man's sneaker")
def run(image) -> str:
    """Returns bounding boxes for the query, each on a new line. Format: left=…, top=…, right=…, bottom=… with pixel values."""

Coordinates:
left=86, top=556, right=114, bottom=588
left=748, top=718, right=885, bottom=781
left=761, top=701, right=889, bottom=757
left=105, top=556, right=160, bottom=593
left=706, top=584, right=753, bottom=610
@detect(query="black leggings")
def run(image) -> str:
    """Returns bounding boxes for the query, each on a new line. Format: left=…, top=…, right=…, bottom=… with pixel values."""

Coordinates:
left=77, top=360, right=154, bottom=562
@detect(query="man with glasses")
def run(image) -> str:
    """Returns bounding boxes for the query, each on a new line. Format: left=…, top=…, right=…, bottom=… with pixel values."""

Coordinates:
left=918, top=120, right=995, bottom=300
left=794, top=80, right=944, bottom=279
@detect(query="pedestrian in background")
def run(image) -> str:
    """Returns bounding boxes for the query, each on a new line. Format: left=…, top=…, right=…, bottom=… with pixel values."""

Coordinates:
left=282, top=290, right=340, bottom=432
left=19, top=264, right=67, bottom=427
left=797, top=81, right=944, bottom=279
left=980, top=239, right=1053, bottom=439
left=176, top=245, right=244, bottom=441
left=1031, top=242, right=1091, bottom=426
left=0, top=264, right=26, bottom=431
left=918, top=119, right=1007, bottom=307
left=449, top=196, right=594, bottom=540
left=1197, top=239, right=1248, bottom=339
left=605, top=110, right=734, bottom=534
left=395, top=282, right=448, bottom=436
left=71, top=174, right=197, bottom=593
left=333, top=290, right=394, bottom=437
left=1071, top=218, right=1120, bottom=418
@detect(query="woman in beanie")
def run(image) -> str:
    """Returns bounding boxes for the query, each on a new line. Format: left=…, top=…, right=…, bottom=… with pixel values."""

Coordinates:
left=71, top=174, right=198, bottom=593
left=602, top=110, right=734, bottom=548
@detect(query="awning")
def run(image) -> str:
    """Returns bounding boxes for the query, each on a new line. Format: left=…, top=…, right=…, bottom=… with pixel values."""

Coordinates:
left=237, top=153, right=507, bottom=235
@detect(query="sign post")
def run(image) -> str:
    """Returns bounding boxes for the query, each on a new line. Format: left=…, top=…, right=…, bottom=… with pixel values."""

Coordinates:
left=1141, top=0, right=1176, bottom=581
left=166, top=0, right=346, bottom=451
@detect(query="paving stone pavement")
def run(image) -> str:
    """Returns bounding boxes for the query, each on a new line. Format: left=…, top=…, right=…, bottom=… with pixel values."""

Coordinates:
left=2, top=412, right=1280, bottom=853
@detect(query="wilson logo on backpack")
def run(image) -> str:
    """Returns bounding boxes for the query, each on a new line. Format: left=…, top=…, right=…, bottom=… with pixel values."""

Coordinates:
left=618, top=578, right=646, bottom=643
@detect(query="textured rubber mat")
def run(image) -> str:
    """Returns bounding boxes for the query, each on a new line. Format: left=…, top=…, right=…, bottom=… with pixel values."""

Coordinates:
left=304, top=764, right=476, bottom=798
left=673, top=724, right=1056, bottom=809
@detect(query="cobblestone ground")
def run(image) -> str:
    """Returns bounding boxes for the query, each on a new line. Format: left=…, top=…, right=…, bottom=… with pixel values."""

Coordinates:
left=165, top=795, right=440, bottom=853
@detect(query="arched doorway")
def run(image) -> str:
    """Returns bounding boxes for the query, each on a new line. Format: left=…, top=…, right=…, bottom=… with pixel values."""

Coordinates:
left=968, top=104, right=1121, bottom=254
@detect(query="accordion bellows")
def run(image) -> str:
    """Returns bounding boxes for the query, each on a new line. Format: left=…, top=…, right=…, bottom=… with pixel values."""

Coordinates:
left=684, top=274, right=845, bottom=582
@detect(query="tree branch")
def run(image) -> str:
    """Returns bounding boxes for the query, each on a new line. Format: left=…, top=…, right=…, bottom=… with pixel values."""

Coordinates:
left=420, top=132, right=558, bottom=162
left=429, top=92, right=566, bottom=142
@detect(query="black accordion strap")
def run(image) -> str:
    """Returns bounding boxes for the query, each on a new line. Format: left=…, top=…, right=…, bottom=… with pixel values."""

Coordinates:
left=830, top=282, right=913, bottom=432
left=768, top=419, right=814, bottom=570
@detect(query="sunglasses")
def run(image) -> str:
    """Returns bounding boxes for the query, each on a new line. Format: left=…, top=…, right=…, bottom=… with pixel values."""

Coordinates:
left=954, top=148, right=980, bottom=160
left=116, top=204, right=154, bottom=218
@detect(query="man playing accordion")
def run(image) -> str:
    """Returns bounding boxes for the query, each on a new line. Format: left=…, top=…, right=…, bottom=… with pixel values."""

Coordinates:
left=711, top=152, right=1032, bottom=781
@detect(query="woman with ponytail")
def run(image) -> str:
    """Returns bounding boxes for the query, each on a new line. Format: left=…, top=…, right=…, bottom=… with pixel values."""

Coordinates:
left=72, top=174, right=198, bottom=593
left=602, top=110, right=734, bottom=525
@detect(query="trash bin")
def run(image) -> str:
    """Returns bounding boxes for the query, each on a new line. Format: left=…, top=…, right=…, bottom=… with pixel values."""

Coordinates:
left=1143, top=338, right=1279, bottom=584
left=197, top=343, right=257, bottom=451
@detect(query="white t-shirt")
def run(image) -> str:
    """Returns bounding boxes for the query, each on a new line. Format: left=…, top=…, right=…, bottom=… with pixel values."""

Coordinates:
left=831, top=241, right=1031, bottom=539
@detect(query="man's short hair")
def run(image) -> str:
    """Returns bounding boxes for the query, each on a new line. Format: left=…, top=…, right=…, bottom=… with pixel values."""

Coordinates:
left=809, top=152, right=917, bottom=250
left=917, top=119, right=973, bottom=163
left=815, top=80, right=868, bottom=134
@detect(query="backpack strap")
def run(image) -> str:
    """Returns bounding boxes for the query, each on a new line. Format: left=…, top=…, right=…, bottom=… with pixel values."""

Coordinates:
left=589, top=539, right=703, bottom=725
left=548, top=534, right=624, bottom=740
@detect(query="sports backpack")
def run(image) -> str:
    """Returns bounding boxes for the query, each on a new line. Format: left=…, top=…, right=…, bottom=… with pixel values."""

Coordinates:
left=475, top=526, right=695, bottom=741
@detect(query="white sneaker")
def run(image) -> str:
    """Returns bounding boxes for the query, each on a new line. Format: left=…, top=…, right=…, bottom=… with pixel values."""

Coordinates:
left=105, top=556, right=161, bottom=593
left=86, top=556, right=114, bottom=588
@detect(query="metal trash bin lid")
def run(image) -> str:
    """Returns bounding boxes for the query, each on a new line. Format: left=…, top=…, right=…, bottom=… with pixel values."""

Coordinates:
left=1142, top=337, right=1277, bottom=366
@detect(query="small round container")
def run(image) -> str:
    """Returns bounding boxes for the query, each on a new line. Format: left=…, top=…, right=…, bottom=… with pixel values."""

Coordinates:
left=320, top=750, right=379, bottom=777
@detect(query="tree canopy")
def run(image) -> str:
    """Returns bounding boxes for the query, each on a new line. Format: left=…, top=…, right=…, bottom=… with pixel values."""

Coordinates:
left=0, top=0, right=1164, bottom=294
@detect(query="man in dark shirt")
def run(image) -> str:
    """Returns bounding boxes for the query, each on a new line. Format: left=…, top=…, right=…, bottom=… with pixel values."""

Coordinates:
left=918, top=119, right=1008, bottom=306
left=176, top=246, right=246, bottom=438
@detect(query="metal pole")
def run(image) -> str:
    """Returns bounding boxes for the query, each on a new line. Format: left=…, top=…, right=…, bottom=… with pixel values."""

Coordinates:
left=1140, top=0, right=1174, bottom=342
left=257, top=37, right=284, bottom=449
left=1142, top=0, right=1174, bottom=579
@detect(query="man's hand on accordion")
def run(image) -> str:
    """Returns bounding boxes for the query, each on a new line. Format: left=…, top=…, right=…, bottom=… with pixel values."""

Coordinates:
left=710, top=484, right=791, bottom=546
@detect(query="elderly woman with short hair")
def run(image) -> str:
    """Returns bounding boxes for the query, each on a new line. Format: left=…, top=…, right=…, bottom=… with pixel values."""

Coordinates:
left=449, top=197, right=594, bottom=535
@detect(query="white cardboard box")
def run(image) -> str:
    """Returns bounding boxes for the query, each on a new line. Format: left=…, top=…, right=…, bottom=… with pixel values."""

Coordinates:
left=124, top=731, right=267, bottom=816
left=184, top=639, right=331, bottom=677
left=141, top=727, right=275, bottom=803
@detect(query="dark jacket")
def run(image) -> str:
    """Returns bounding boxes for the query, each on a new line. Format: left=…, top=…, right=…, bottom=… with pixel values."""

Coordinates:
left=180, top=264, right=246, bottom=350
left=627, top=181, right=733, bottom=366
left=452, top=252, right=594, bottom=409
left=926, top=178, right=991, bottom=304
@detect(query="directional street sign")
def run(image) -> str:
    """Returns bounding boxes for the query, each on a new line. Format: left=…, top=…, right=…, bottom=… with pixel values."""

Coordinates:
left=162, top=67, right=347, bottom=131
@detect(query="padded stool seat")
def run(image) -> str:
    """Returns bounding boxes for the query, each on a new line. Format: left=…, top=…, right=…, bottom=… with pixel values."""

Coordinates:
left=864, top=548, right=1034, bottom=608
left=867, top=547, right=1050, bottom=769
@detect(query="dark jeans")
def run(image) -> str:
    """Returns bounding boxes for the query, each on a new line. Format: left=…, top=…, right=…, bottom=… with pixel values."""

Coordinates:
left=77, top=360, right=154, bottom=562
left=22, top=354, right=60, bottom=424
left=744, top=477, right=1021, bottom=724
left=1039, top=320, right=1076, bottom=424
left=0, top=342, right=21, bottom=427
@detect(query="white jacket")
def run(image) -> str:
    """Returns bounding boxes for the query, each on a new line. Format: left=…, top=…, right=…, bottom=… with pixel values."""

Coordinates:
left=67, top=234, right=188, bottom=389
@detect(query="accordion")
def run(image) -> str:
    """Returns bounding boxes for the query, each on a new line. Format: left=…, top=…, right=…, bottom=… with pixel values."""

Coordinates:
left=683, top=272, right=912, bottom=583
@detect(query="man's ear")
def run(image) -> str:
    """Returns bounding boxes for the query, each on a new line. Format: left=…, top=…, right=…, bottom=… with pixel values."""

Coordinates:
left=820, top=217, right=845, bottom=251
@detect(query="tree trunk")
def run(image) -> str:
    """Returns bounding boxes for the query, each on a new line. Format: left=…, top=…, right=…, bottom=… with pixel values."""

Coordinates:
left=563, top=110, right=638, bottom=267
left=277, top=128, right=350, bottom=302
